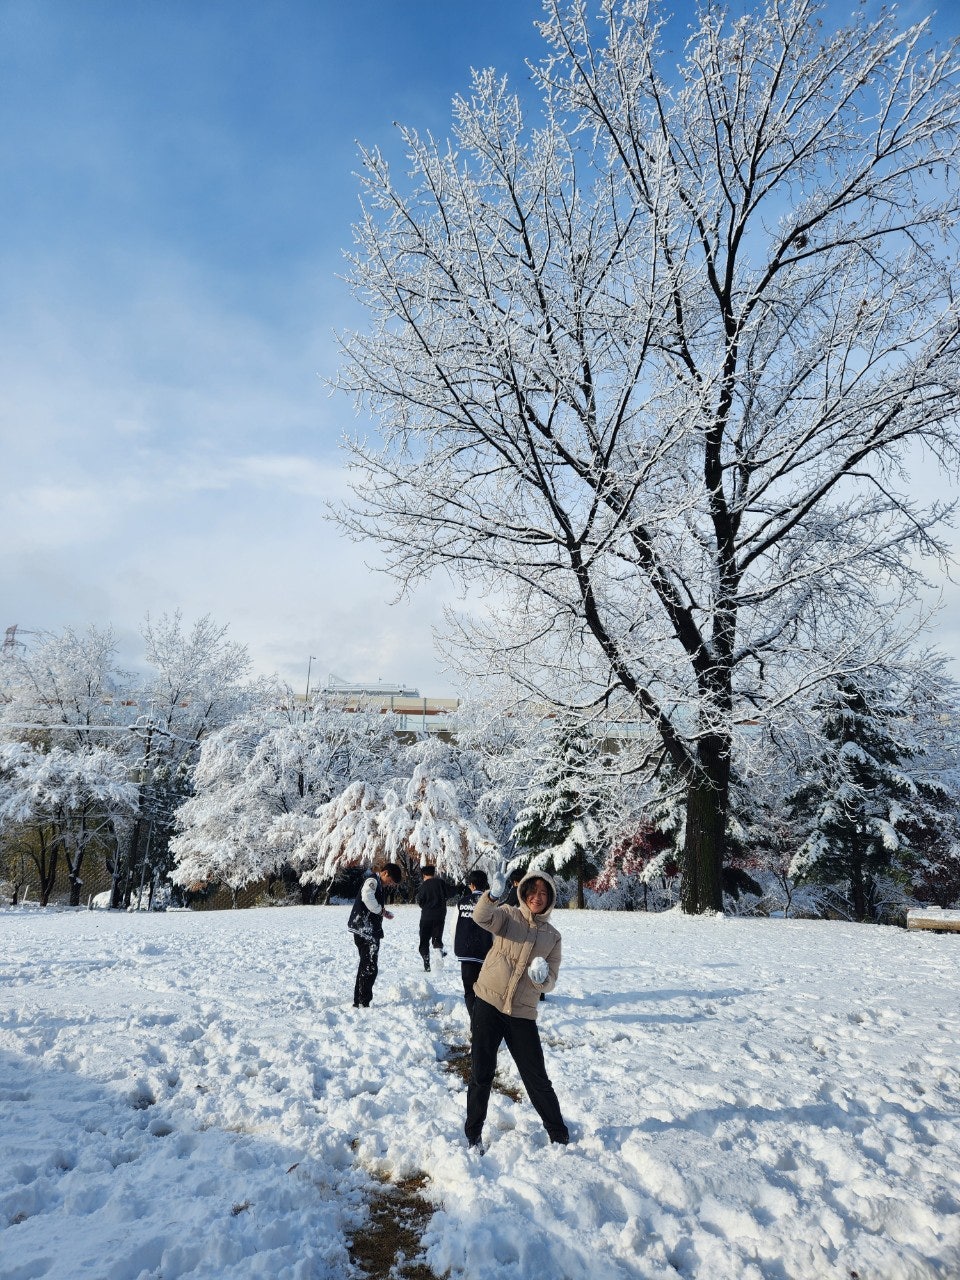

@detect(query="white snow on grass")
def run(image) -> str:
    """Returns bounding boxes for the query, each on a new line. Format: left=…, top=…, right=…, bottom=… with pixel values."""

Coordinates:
left=1, top=905, right=958, bottom=1279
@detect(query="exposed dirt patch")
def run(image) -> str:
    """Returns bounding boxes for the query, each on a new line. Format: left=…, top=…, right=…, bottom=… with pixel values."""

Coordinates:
left=348, top=1171, right=435, bottom=1279
left=442, top=1041, right=522, bottom=1102
left=441, top=1042, right=472, bottom=1088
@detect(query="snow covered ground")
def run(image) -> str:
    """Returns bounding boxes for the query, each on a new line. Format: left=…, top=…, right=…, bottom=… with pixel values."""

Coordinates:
left=1, top=905, right=958, bottom=1280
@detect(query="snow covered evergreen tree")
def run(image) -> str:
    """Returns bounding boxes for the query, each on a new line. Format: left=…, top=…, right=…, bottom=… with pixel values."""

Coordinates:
left=788, top=672, right=952, bottom=920
left=512, top=721, right=604, bottom=908
left=886, top=658, right=960, bottom=909
left=719, top=729, right=827, bottom=917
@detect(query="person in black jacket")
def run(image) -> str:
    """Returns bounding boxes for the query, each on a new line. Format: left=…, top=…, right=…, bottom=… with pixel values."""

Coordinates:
left=347, top=863, right=403, bottom=1008
left=416, top=865, right=448, bottom=971
left=453, top=869, right=493, bottom=1015
left=501, top=867, right=524, bottom=908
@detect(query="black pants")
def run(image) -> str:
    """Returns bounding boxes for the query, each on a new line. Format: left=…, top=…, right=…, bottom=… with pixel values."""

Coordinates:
left=418, top=919, right=445, bottom=958
left=353, top=934, right=380, bottom=1006
left=460, top=961, right=483, bottom=1015
left=465, top=998, right=568, bottom=1144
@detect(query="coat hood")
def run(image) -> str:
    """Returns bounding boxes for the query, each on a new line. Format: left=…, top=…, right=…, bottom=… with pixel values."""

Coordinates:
left=517, top=870, right=557, bottom=919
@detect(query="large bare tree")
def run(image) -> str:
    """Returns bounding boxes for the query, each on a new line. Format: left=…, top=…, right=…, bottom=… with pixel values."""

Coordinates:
left=335, top=0, right=960, bottom=912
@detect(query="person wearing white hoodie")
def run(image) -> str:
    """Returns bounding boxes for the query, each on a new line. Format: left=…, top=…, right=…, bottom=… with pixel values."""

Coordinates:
left=465, top=870, right=569, bottom=1149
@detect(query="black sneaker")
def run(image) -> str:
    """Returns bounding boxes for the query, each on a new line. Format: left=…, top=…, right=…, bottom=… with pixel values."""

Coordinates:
left=549, top=1132, right=569, bottom=1145
left=467, top=1138, right=485, bottom=1154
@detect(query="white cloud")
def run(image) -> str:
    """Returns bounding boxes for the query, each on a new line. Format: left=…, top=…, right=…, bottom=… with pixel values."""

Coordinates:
left=179, top=453, right=350, bottom=500
left=0, top=0, right=955, bottom=703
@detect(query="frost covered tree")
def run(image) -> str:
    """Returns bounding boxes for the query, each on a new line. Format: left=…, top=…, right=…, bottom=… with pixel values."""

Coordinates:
left=393, top=732, right=504, bottom=880
left=0, top=617, right=254, bottom=906
left=115, top=613, right=253, bottom=908
left=170, top=700, right=395, bottom=901
left=453, top=695, right=550, bottom=864
left=788, top=670, right=953, bottom=920
left=290, top=780, right=389, bottom=895
left=0, top=624, right=130, bottom=751
left=336, top=0, right=960, bottom=912
left=378, top=764, right=494, bottom=882
left=294, top=735, right=497, bottom=893
left=0, top=742, right=138, bottom=906
left=0, top=626, right=138, bottom=904
left=723, top=733, right=811, bottom=916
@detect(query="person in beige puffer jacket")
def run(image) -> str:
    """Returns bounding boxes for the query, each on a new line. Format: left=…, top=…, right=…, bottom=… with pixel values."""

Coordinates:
left=464, top=870, right=570, bottom=1150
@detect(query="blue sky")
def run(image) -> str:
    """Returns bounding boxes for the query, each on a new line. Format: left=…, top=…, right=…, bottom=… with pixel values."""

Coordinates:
left=1, top=0, right=957, bottom=695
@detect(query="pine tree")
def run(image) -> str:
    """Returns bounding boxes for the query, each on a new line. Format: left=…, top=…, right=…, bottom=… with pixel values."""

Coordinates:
left=789, top=676, right=937, bottom=920
left=890, top=660, right=960, bottom=909
left=511, top=722, right=602, bottom=909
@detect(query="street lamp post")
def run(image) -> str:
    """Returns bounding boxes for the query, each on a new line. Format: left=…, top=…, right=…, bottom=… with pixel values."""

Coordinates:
left=305, top=656, right=317, bottom=704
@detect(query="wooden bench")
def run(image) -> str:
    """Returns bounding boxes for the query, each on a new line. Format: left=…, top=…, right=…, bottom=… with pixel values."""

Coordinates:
left=906, top=908, right=960, bottom=934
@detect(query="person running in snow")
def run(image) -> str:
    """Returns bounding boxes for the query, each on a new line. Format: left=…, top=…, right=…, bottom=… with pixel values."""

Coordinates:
left=416, top=864, right=448, bottom=971
left=464, top=870, right=569, bottom=1150
left=453, top=868, right=493, bottom=1015
left=347, top=863, right=403, bottom=1008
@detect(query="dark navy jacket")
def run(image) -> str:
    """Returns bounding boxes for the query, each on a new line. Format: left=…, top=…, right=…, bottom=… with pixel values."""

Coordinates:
left=454, top=889, right=494, bottom=963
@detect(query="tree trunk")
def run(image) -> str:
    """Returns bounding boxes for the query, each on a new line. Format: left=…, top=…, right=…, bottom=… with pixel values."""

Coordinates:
left=850, top=842, right=867, bottom=921
left=680, top=741, right=728, bottom=914
left=67, top=813, right=88, bottom=907
left=35, top=828, right=59, bottom=907
left=68, top=851, right=84, bottom=906
left=114, top=812, right=147, bottom=909
left=116, top=733, right=154, bottom=909
left=8, top=848, right=27, bottom=905
left=111, top=823, right=133, bottom=908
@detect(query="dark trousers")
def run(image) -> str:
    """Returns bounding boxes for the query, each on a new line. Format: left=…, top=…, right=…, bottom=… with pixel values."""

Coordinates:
left=460, top=961, right=484, bottom=1016
left=418, top=919, right=445, bottom=958
left=353, top=935, right=380, bottom=1006
left=465, top=997, right=568, bottom=1143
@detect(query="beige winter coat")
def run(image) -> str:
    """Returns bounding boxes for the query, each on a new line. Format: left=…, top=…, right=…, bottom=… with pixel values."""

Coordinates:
left=471, top=871, right=562, bottom=1020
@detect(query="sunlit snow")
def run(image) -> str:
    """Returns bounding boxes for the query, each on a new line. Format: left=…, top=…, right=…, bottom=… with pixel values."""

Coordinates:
left=1, top=905, right=957, bottom=1279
